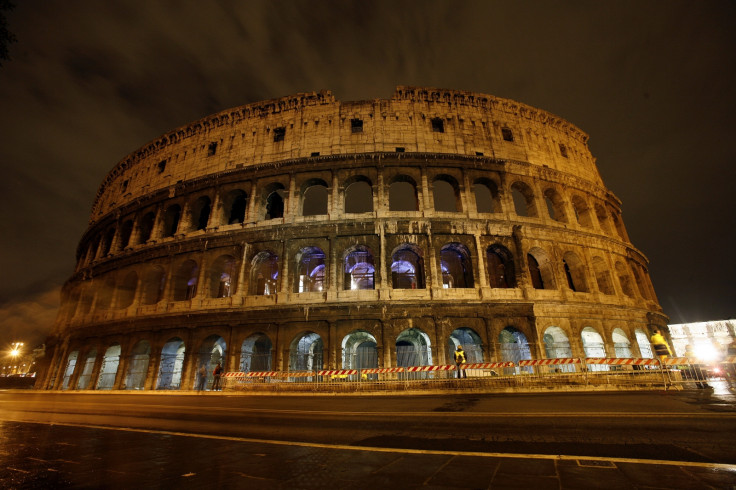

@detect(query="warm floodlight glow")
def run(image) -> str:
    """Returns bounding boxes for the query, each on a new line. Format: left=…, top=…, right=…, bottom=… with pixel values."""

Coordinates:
left=693, top=343, right=720, bottom=362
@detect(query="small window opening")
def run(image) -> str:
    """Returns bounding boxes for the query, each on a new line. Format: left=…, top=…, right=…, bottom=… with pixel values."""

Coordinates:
left=559, top=143, right=568, bottom=158
left=351, top=119, right=363, bottom=133
left=208, top=142, right=218, bottom=156
left=311, top=152, right=320, bottom=157
left=502, top=128, right=514, bottom=142
left=157, top=160, right=166, bottom=173
left=395, top=147, right=405, bottom=153
left=431, top=118, right=444, bottom=133
left=475, top=152, right=484, bottom=156
left=121, top=180, right=129, bottom=192
left=273, top=127, right=286, bottom=142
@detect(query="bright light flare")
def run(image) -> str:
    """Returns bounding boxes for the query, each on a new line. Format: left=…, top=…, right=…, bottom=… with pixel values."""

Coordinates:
left=10, top=349, right=19, bottom=357
left=693, top=344, right=720, bottom=362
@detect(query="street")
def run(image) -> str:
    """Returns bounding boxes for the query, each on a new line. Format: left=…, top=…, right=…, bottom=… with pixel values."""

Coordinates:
left=1, top=387, right=735, bottom=488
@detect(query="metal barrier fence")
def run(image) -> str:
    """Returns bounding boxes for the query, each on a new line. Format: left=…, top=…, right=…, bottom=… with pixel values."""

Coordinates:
left=222, top=356, right=736, bottom=393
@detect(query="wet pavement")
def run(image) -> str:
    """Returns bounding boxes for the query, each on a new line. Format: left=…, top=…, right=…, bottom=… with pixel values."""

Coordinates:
left=1, top=420, right=735, bottom=489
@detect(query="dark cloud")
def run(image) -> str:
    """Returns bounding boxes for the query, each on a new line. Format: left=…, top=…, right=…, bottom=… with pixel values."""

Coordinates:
left=0, top=0, right=734, bottom=347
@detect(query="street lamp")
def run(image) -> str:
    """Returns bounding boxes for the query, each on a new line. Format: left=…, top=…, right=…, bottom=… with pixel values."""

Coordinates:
left=9, top=342, right=24, bottom=375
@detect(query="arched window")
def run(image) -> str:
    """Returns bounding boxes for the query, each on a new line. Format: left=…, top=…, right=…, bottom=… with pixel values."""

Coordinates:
left=473, top=179, right=499, bottom=213
left=223, top=189, right=248, bottom=225
left=543, top=188, right=566, bottom=222
left=209, top=254, right=237, bottom=298
left=615, top=261, right=635, bottom=298
left=391, top=246, right=425, bottom=289
left=344, top=247, right=375, bottom=290
left=527, top=248, right=556, bottom=290
left=138, top=211, right=156, bottom=244
left=498, top=327, right=532, bottom=369
left=194, top=335, right=227, bottom=390
left=592, top=256, right=614, bottom=295
left=511, top=182, right=537, bottom=217
left=440, top=243, right=474, bottom=288
left=96, top=344, right=121, bottom=390
left=611, top=212, right=627, bottom=241
left=162, top=204, right=181, bottom=237
left=240, top=334, right=273, bottom=372
left=76, top=349, right=96, bottom=389
left=250, top=251, right=279, bottom=295
left=289, top=332, right=323, bottom=371
left=612, top=328, right=632, bottom=357
left=191, top=196, right=211, bottom=231
left=302, top=181, right=328, bottom=216
left=562, top=252, right=588, bottom=293
left=344, top=179, right=373, bottom=213
left=448, top=327, right=483, bottom=363
left=635, top=329, right=654, bottom=358
left=124, top=340, right=150, bottom=390
left=595, top=204, right=613, bottom=235
left=173, top=260, right=198, bottom=301
left=542, top=326, right=572, bottom=359
left=486, top=244, right=515, bottom=288
left=432, top=176, right=460, bottom=212
left=118, top=220, right=133, bottom=250
left=389, top=177, right=418, bottom=211
left=396, top=328, right=432, bottom=367
left=116, top=271, right=138, bottom=309
left=101, top=227, right=116, bottom=255
left=142, top=266, right=166, bottom=305
left=296, top=247, right=326, bottom=292
left=156, top=338, right=186, bottom=390
left=265, top=187, right=286, bottom=220
left=581, top=327, right=608, bottom=371
left=571, top=195, right=593, bottom=228
left=61, top=351, right=78, bottom=390
left=342, top=330, right=378, bottom=370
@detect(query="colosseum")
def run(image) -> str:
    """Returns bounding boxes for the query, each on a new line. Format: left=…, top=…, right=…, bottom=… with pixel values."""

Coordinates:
left=39, top=86, right=669, bottom=391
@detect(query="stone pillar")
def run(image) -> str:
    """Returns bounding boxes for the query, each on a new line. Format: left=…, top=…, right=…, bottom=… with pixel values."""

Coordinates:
left=88, top=350, right=105, bottom=390
left=67, top=348, right=87, bottom=390
left=327, top=322, right=337, bottom=369
left=474, top=231, right=488, bottom=288
left=144, top=344, right=161, bottom=390
left=180, top=337, right=197, bottom=390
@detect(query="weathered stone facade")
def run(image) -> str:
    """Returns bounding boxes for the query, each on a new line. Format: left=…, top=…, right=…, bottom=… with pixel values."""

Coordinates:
left=40, top=86, right=668, bottom=391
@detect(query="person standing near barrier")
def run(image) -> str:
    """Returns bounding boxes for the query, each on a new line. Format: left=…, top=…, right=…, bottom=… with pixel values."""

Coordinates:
left=650, top=329, right=672, bottom=361
left=212, top=362, right=223, bottom=391
left=454, top=345, right=467, bottom=379
left=197, top=364, right=207, bottom=392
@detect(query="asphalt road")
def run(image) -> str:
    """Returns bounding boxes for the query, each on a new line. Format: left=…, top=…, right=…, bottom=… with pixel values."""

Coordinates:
left=1, top=387, right=735, bottom=488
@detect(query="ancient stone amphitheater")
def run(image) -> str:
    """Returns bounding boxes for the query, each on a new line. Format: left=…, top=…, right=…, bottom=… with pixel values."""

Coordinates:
left=40, top=86, right=668, bottom=391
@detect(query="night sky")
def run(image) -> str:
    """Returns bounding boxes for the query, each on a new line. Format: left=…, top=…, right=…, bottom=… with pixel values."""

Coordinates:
left=1, top=1, right=734, bottom=350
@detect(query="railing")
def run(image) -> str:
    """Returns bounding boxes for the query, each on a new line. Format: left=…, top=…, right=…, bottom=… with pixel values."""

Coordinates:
left=221, top=357, right=736, bottom=393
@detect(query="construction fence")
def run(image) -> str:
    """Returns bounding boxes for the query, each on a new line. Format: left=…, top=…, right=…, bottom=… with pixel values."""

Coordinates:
left=222, top=356, right=736, bottom=393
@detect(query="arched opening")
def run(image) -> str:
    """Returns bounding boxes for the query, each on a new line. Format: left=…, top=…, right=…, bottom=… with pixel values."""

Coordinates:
left=487, top=244, right=515, bottom=288
left=296, top=247, right=326, bottom=293
left=96, top=344, right=121, bottom=390
left=195, top=335, right=226, bottom=390
left=302, top=181, right=328, bottom=216
left=611, top=212, right=627, bottom=241
left=156, top=338, right=185, bottom=390
left=250, top=251, right=279, bottom=295
left=191, top=196, right=212, bottom=231
left=432, top=176, right=460, bottom=212
left=344, top=247, right=375, bottom=290
left=543, top=188, right=566, bottom=222
left=162, top=204, right=181, bottom=237
left=124, top=340, right=151, bottom=390
left=389, top=177, right=418, bottom=211
left=173, top=260, right=198, bottom=301
left=635, top=329, right=654, bottom=358
left=209, top=254, right=237, bottom=298
left=76, top=349, right=97, bottom=390
left=344, top=178, right=373, bottom=214
left=473, top=179, right=499, bottom=214
left=391, top=245, right=425, bottom=289
left=240, top=334, right=273, bottom=372
left=101, top=227, right=116, bottom=255
left=562, top=252, right=588, bottom=293
left=448, top=327, right=483, bottom=363
left=223, top=189, right=248, bottom=225
left=116, top=271, right=138, bottom=309
left=142, top=266, right=166, bottom=305
left=612, top=328, right=632, bottom=358
left=396, top=328, right=432, bottom=367
left=527, top=248, right=556, bottom=290
left=630, top=262, right=652, bottom=300
left=592, top=256, right=615, bottom=295
left=543, top=326, right=573, bottom=358
left=95, top=275, right=115, bottom=311
left=138, top=211, right=156, bottom=244
left=511, top=182, right=537, bottom=217
left=61, top=350, right=79, bottom=391
left=86, top=236, right=100, bottom=263
left=499, top=327, right=532, bottom=372
left=289, top=332, right=323, bottom=371
left=581, top=327, right=608, bottom=371
left=118, top=220, right=133, bottom=250
left=264, top=186, right=286, bottom=220
left=615, top=261, right=636, bottom=298
left=571, top=195, right=594, bottom=228
left=595, top=204, right=613, bottom=235
left=440, top=243, right=474, bottom=289
left=342, top=330, right=379, bottom=370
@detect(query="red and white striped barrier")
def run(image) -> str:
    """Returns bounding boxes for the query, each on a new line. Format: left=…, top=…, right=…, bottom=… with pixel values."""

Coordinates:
left=360, top=367, right=405, bottom=374
left=585, top=358, right=663, bottom=366
left=246, top=371, right=279, bottom=377
left=318, top=369, right=358, bottom=376
left=661, top=357, right=692, bottom=366
left=518, top=358, right=581, bottom=366
left=223, top=372, right=246, bottom=378
left=406, top=365, right=455, bottom=372
left=284, top=371, right=317, bottom=377
left=463, top=362, right=515, bottom=369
